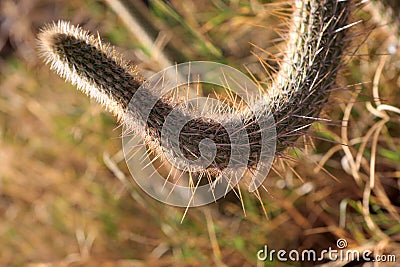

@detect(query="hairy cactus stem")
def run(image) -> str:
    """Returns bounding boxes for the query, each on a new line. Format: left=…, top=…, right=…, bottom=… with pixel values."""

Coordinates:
left=37, top=0, right=352, bottom=177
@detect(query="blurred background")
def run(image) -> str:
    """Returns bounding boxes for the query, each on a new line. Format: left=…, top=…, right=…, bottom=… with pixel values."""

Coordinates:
left=0, top=0, right=399, bottom=266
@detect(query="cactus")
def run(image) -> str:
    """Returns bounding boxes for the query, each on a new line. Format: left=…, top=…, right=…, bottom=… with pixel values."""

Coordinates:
left=37, top=0, right=352, bottom=180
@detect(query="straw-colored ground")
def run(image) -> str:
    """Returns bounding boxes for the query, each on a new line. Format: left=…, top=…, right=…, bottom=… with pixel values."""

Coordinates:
left=0, top=0, right=399, bottom=266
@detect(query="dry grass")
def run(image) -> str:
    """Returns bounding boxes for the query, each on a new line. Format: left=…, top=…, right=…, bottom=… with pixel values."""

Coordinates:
left=0, top=0, right=399, bottom=266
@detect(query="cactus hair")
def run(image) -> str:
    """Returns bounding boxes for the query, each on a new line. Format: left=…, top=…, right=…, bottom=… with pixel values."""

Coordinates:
left=37, top=0, right=354, bottom=182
